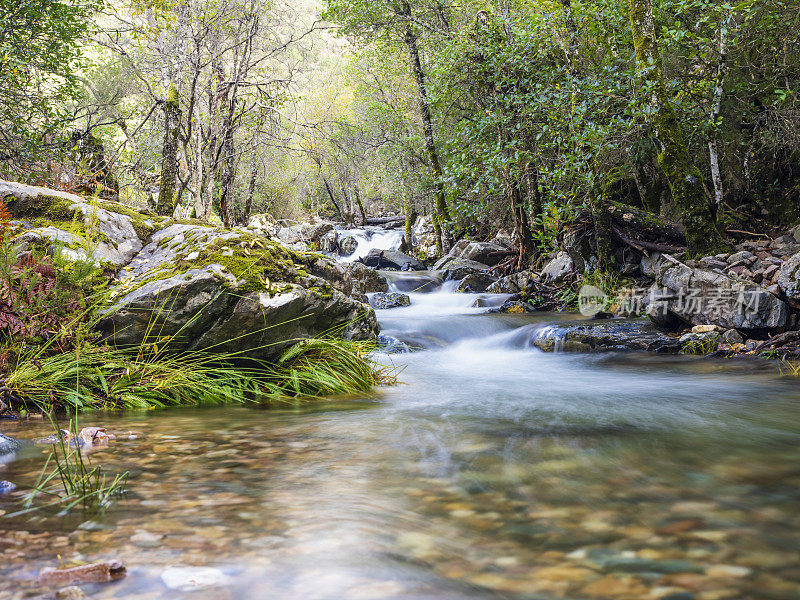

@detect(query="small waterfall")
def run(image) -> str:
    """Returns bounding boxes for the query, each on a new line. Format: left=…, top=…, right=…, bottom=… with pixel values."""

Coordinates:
left=529, top=324, right=569, bottom=352
left=332, top=227, right=404, bottom=262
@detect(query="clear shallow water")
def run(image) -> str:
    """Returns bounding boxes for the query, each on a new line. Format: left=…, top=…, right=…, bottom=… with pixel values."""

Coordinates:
left=2, top=272, right=800, bottom=599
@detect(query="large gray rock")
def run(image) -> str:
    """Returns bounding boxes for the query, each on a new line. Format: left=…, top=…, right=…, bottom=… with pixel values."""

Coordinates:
left=3, top=180, right=150, bottom=269
left=640, top=252, right=668, bottom=279
left=487, top=270, right=538, bottom=294
left=369, top=292, right=411, bottom=309
left=347, top=262, right=389, bottom=294
left=0, top=433, right=21, bottom=458
left=339, top=236, right=358, bottom=256
left=777, top=250, right=800, bottom=308
left=247, top=213, right=279, bottom=238
left=441, top=258, right=491, bottom=281
left=362, top=248, right=426, bottom=271
left=455, top=272, right=497, bottom=293
left=564, top=229, right=596, bottom=274
left=275, top=217, right=334, bottom=250
left=100, top=226, right=378, bottom=359
left=457, top=241, right=508, bottom=266
left=654, top=264, right=789, bottom=332
left=540, top=251, right=574, bottom=283
left=434, top=240, right=508, bottom=269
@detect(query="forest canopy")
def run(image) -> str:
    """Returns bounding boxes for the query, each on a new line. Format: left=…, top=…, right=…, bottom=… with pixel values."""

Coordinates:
left=1, top=0, right=798, bottom=258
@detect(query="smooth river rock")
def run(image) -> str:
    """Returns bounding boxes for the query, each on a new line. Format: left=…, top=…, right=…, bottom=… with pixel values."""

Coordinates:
left=0, top=433, right=21, bottom=458
left=533, top=319, right=682, bottom=353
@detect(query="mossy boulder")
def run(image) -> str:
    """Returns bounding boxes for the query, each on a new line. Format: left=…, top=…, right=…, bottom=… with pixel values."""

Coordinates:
left=2, top=180, right=155, bottom=269
left=2, top=180, right=378, bottom=359
left=440, top=258, right=492, bottom=282
left=100, top=221, right=377, bottom=358
left=347, top=262, right=389, bottom=295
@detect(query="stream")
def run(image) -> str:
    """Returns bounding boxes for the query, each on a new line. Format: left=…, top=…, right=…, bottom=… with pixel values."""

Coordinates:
left=1, top=230, right=800, bottom=599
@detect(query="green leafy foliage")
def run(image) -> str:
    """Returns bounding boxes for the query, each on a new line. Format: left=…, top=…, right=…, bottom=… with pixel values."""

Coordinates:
left=0, top=0, right=103, bottom=173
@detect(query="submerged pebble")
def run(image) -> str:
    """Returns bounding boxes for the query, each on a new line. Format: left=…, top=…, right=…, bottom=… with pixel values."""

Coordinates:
left=161, top=566, right=231, bottom=591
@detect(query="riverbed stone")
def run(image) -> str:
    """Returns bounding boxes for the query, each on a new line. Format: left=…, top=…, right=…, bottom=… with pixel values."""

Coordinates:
left=339, top=235, right=358, bottom=256
left=369, top=292, right=411, bottom=309
left=533, top=319, right=682, bottom=353
left=487, top=270, right=537, bottom=294
left=434, top=240, right=508, bottom=269
left=455, top=272, right=497, bottom=292
left=161, top=566, right=230, bottom=591
left=362, top=248, right=426, bottom=270
left=441, top=258, right=492, bottom=281
left=0, top=433, right=21, bottom=457
left=347, top=262, right=389, bottom=294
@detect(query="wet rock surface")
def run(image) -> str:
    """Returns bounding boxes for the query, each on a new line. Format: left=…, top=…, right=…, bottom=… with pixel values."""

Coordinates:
left=369, top=292, right=411, bottom=310
left=0, top=433, right=21, bottom=457
left=362, top=248, right=426, bottom=271
left=534, top=319, right=682, bottom=353
left=440, top=258, right=492, bottom=281
left=347, top=262, right=389, bottom=295
left=435, top=240, right=509, bottom=269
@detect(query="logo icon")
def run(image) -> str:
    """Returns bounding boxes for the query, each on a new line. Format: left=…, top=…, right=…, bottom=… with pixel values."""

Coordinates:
left=578, top=285, right=608, bottom=316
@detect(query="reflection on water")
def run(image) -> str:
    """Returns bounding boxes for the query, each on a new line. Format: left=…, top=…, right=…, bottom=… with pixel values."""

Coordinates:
left=2, top=270, right=800, bottom=599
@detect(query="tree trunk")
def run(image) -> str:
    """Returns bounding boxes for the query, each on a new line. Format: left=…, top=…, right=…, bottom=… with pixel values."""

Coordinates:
left=401, top=1, right=449, bottom=254
left=593, top=177, right=614, bottom=271
left=708, top=12, right=732, bottom=209
left=525, top=163, right=543, bottom=255
left=404, top=198, right=418, bottom=252
left=217, top=125, right=235, bottom=227
left=243, top=151, right=258, bottom=224
left=629, top=0, right=725, bottom=255
left=156, top=84, right=181, bottom=216
left=510, top=179, right=534, bottom=270
left=322, top=175, right=344, bottom=220
left=353, top=187, right=367, bottom=224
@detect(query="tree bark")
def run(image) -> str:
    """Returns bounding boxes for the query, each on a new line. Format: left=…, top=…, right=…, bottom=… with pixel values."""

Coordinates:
left=593, top=178, right=614, bottom=271
left=156, top=82, right=181, bottom=215
left=353, top=186, right=367, bottom=224
left=322, top=175, right=344, bottom=220
left=401, top=0, right=449, bottom=255
left=629, top=0, right=725, bottom=255
left=525, top=163, right=543, bottom=256
left=708, top=12, right=732, bottom=209
left=217, top=124, right=235, bottom=227
left=509, top=178, right=534, bottom=270
left=243, top=150, right=258, bottom=224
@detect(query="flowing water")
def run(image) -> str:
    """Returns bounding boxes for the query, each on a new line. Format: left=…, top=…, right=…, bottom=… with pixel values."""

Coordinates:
left=2, top=237, right=800, bottom=599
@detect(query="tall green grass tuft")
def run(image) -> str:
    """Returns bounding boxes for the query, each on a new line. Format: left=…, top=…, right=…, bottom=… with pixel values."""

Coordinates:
left=5, top=338, right=395, bottom=411
left=5, top=417, right=128, bottom=518
left=262, top=338, right=395, bottom=403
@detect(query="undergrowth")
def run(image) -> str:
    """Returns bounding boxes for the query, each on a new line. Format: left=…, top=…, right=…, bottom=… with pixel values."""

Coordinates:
left=4, top=338, right=394, bottom=411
